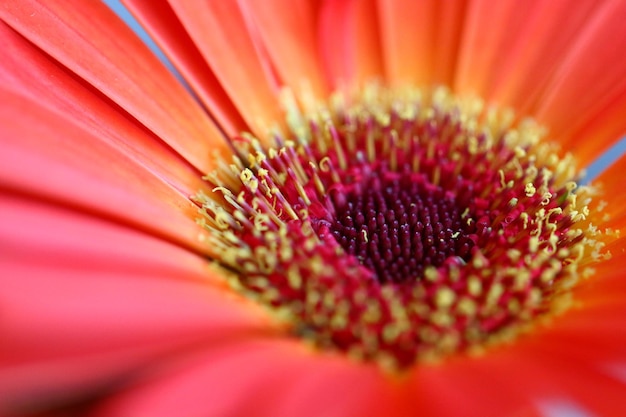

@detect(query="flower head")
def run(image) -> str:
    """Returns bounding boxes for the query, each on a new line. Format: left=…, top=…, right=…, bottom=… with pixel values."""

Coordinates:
left=1, top=1, right=626, bottom=416
left=198, top=86, right=608, bottom=369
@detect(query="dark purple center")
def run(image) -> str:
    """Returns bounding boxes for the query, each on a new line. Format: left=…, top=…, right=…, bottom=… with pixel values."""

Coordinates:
left=326, top=166, right=476, bottom=284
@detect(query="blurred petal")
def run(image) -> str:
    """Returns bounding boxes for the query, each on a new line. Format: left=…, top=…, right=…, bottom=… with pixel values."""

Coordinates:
left=592, top=155, right=626, bottom=227
left=377, top=0, right=467, bottom=87
left=484, top=344, right=626, bottom=416
left=319, top=0, right=384, bottom=88
left=454, top=0, right=592, bottom=105
left=467, top=0, right=596, bottom=113
left=453, top=0, right=626, bottom=164
left=0, top=194, right=276, bottom=415
left=407, top=359, right=541, bottom=417
left=533, top=2, right=626, bottom=155
left=0, top=0, right=228, bottom=172
left=563, top=90, right=626, bottom=167
left=90, top=339, right=400, bottom=417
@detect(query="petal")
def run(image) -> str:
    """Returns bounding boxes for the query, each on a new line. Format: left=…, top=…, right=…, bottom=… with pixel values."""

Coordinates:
left=563, top=90, right=626, bottom=167
left=0, top=0, right=227, bottom=172
left=455, top=0, right=514, bottom=95
left=0, top=21, right=204, bottom=198
left=121, top=0, right=247, bottom=136
left=533, top=2, right=626, bottom=155
left=90, top=339, right=400, bottom=417
left=0, top=194, right=276, bottom=415
left=240, top=0, right=329, bottom=98
left=319, top=0, right=384, bottom=89
left=452, top=1, right=626, bottom=164
left=377, top=0, right=467, bottom=88
left=485, top=343, right=626, bottom=416
left=0, top=87, right=207, bottom=253
left=454, top=0, right=593, bottom=106
left=407, top=359, right=541, bottom=417
left=166, top=0, right=283, bottom=136
left=591, top=155, right=626, bottom=230
left=532, top=307, right=626, bottom=362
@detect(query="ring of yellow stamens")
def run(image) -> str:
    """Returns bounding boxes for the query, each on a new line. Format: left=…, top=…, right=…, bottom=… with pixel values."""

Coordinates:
left=197, top=86, right=610, bottom=369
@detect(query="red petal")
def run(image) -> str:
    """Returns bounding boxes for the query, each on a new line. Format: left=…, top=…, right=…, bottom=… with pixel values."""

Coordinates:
left=0, top=0, right=227, bottom=172
left=0, top=21, right=205, bottom=199
left=0, top=195, right=276, bottom=414
left=407, top=358, right=541, bottom=417
left=531, top=310, right=626, bottom=362
left=91, top=339, right=399, bottom=417
left=0, top=87, right=207, bottom=253
left=484, top=343, right=626, bottom=416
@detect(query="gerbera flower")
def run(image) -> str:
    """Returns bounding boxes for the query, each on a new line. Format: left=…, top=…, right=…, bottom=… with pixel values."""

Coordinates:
left=2, top=0, right=626, bottom=416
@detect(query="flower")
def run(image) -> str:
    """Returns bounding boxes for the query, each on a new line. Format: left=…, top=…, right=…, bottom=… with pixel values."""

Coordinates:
left=1, top=0, right=626, bottom=416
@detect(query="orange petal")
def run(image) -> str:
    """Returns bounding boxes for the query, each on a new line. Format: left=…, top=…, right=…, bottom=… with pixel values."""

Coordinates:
left=429, top=0, right=626, bottom=165
left=0, top=87, right=206, bottom=253
left=91, top=339, right=399, bottom=417
left=122, top=0, right=247, bottom=137
left=0, top=21, right=204, bottom=198
left=240, top=0, right=329, bottom=98
left=531, top=2, right=626, bottom=157
left=591, top=155, right=626, bottom=225
left=0, top=195, right=275, bottom=415
left=563, top=91, right=626, bottom=167
left=319, top=0, right=384, bottom=89
left=455, top=0, right=595, bottom=109
left=378, top=0, right=469, bottom=88
left=166, top=0, right=283, bottom=136
left=0, top=0, right=227, bottom=172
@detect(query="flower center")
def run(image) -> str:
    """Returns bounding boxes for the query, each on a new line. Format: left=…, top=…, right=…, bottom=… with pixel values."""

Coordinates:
left=313, top=163, right=475, bottom=284
left=197, top=86, right=605, bottom=369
